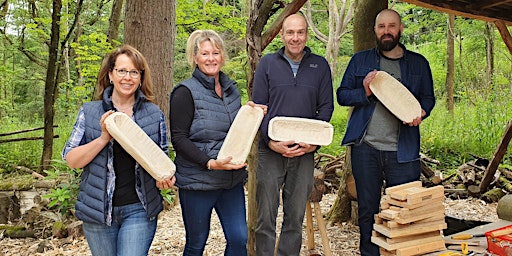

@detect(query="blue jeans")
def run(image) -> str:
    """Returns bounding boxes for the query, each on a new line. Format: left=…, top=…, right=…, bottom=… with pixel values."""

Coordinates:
left=179, top=182, right=248, bottom=256
left=351, top=142, right=420, bottom=256
left=82, top=202, right=157, bottom=256
left=255, top=147, right=314, bottom=256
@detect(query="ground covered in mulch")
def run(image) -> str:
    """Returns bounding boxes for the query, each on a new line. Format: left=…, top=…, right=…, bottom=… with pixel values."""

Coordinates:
left=0, top=192, right=499, bottom=256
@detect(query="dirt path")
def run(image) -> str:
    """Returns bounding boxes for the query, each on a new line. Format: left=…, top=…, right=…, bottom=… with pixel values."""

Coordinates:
left=0, top=194, right=499, bottom=256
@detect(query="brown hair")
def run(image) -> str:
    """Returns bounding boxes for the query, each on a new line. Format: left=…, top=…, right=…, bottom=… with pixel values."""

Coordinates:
left=94, top=45, right=155, bottom=103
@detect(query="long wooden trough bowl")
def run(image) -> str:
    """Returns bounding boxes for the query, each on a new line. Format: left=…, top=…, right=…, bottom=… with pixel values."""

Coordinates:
left=268, top=116, right=334, bottom=146
left=105, top=112, right=175, bottom=181
left=369, top=71, right=422, bottom=123
left=217, top=105, right=264, bottom=165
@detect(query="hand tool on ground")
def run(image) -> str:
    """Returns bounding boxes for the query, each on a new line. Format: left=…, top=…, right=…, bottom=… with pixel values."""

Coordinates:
left=451, top=233, right=486, bottom=240
left=461, top=242, right=469, bottom=255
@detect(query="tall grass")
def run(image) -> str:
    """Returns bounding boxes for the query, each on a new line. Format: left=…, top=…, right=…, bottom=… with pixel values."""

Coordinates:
left=421, top=87, right=512, bottom=171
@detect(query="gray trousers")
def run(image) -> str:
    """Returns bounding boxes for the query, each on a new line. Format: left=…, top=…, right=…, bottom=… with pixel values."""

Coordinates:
left=255, top=147, right=314, bottom=256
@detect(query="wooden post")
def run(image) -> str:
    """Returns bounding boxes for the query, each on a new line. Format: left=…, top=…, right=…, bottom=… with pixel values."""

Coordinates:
left=306, top=202, right=315, bottom=250
left=480, top=120, right=512, bottom=192
left=314, top=202, right=333, bottom=256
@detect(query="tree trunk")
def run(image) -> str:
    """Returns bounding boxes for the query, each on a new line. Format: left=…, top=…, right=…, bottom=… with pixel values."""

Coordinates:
left=40, top=0, right=62, bottom=172
left=325, top=149, right=352, bottom=223
left=352, top=0, right=386, bottom=52
left=484, top=22, right=494, bottom=89
left=446, top=14, right=455, bottom=114
left=107, top=0, right=123, bottom=47
left=304, top=0, right=354, bottom=74
left=327, top=0, right=388, bottom=224
left=124, top=0, right=176, bottom=130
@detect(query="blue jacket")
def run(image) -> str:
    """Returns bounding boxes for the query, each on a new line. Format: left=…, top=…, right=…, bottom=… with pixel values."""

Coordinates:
left=63, top=86, right=166, bottom=225
left=337, top=44, right=435, bottom=162
left=172, top=68, right=247, bottom=190
left=252, top=46, right=334, bottom=148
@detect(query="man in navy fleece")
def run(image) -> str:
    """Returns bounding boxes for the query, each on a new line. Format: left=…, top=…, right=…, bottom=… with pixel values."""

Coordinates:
left=252, top=13, right=334, bottom=256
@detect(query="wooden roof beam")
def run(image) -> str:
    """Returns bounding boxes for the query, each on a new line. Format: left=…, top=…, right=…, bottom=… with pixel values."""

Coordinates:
left=399, top=0, right=512, bottom=25
left=495, top=20, right=512, bottom=55
left=467, top=0, right=512, bottom=10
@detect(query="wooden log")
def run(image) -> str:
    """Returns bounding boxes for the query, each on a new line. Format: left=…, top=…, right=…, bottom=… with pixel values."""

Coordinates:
left=0, top=192, right=12, bottom=223
left=480, top=120, right=512, bottom=192
left=499, top=176, right=512, bottom=193
left=314, top=202, right=332, bottom=256
left=12, top=165, right=45, bottom=179
left=306, top=202, right=315, bottom=250
left=0, top=125, right=58, bottom=137
left=4, top=229, right=36, bottom=238
left=482, top=187, right=505, bottom=203
left=309, top=170, right=326, bottom=203
left=420, top=159, right=434, bottom=178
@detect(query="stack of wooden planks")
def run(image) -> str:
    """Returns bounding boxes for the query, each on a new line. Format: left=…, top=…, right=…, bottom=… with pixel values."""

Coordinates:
left=372, top=181, right=447, bottom=256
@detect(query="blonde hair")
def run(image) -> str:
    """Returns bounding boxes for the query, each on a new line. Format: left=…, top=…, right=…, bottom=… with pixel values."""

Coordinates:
left=186, top=30, right=228, bottom=69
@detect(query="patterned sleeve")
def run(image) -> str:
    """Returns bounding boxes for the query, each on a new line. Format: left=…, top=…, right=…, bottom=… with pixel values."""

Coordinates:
left=62, top=107, right=86, bottom=160
left=158, top=112, right=169, bottom=155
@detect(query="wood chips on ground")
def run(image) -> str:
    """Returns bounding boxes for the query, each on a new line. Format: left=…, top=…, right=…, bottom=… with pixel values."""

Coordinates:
left=0, top=193, right=499, bottom=256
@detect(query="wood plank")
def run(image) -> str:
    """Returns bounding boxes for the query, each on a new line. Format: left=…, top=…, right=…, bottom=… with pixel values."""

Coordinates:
left=396, top=239, right=446, bottom=256
left=388, top=185, right=444, bottom=204
left=385, top=181, right=422, bottom=195
left=396, top=205, right=445, bottom=224
left=406, top=186, right=445, bottom=205
left=374, top=220, right=447, bottom=238
left=380, top=209, right=400, bottom=220
left=371, top=232, right=443, bottom=250
left=380, top=248, right=396, bottom=256
left=385, top=231, right=441, bottom=244
left=385, top=193, right=444, bottom=210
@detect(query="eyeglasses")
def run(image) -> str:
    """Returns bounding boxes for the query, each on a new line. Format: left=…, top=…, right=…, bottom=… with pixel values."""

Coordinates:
left=114, top=68, right=142, bottom=78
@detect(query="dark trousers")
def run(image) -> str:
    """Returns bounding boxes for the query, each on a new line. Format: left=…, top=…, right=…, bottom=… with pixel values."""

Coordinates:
left=351, top=142, right=420, bottom=256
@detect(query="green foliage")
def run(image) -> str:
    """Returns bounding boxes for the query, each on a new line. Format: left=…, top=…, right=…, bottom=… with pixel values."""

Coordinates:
left=160, top=189, right=176, bottom=205
left=41, top=160, right=81, bottom=216
left=421, top=90, right=512, bottom=169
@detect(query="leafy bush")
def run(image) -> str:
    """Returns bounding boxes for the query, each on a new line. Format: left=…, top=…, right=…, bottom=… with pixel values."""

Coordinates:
left=42, top=160, right=81, bottom=216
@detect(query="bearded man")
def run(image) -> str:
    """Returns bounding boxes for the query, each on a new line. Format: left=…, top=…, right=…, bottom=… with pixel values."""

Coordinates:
left=336, top=9, right=436, bottom=256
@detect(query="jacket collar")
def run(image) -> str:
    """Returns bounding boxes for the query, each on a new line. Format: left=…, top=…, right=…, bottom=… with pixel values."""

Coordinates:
left=101, top=85, right=147, bottom=112
left=192, top=67, right=233, bottom=91
left=277, top=46, right=312, bottom=61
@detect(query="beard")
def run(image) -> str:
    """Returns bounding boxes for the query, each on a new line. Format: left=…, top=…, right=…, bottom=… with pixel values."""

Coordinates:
left=376, top=31, right=401, bottom=51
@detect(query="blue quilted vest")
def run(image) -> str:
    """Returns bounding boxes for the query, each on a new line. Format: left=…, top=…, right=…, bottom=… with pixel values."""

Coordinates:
left=75, top=86, right=164, bottom=225
left=172, top=68, right=247, bottom=190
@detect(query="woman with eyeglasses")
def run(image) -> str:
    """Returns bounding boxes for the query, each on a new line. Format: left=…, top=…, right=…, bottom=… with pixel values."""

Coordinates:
left=62, top=44, right=175, bottom=256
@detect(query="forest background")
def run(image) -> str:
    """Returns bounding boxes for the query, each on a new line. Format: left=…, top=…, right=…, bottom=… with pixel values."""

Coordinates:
left=0, top=0, right=511, bottom=213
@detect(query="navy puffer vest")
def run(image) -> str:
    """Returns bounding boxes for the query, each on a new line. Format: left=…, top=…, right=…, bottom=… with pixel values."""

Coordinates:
left=173, top=68, right=247, bottom=190
left=75, top=86, right=164, bottom=225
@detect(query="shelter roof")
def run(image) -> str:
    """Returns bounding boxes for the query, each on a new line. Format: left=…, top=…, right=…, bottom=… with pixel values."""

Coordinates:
left=400, top=0, right=512, bottom=25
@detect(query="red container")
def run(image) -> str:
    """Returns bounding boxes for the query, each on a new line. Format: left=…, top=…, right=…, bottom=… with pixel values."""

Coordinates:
left=486, top=225, right=512, bottom=255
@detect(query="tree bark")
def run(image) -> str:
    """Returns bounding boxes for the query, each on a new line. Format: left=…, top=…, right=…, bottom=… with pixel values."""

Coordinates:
left=352, top=0, right=386, bottom=52
left=484, top=22, right=494, bottom=89
left=107, top=0, right=123, bottom=47
left=304, top=0, right=355, bottom=74
left=446, top=14, right=455, bottom=113
left=40, top=0, right=83, bottom=172
left=40, top=0, right=62, bottom=172
left=124, top=0, right=176, bottom=130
